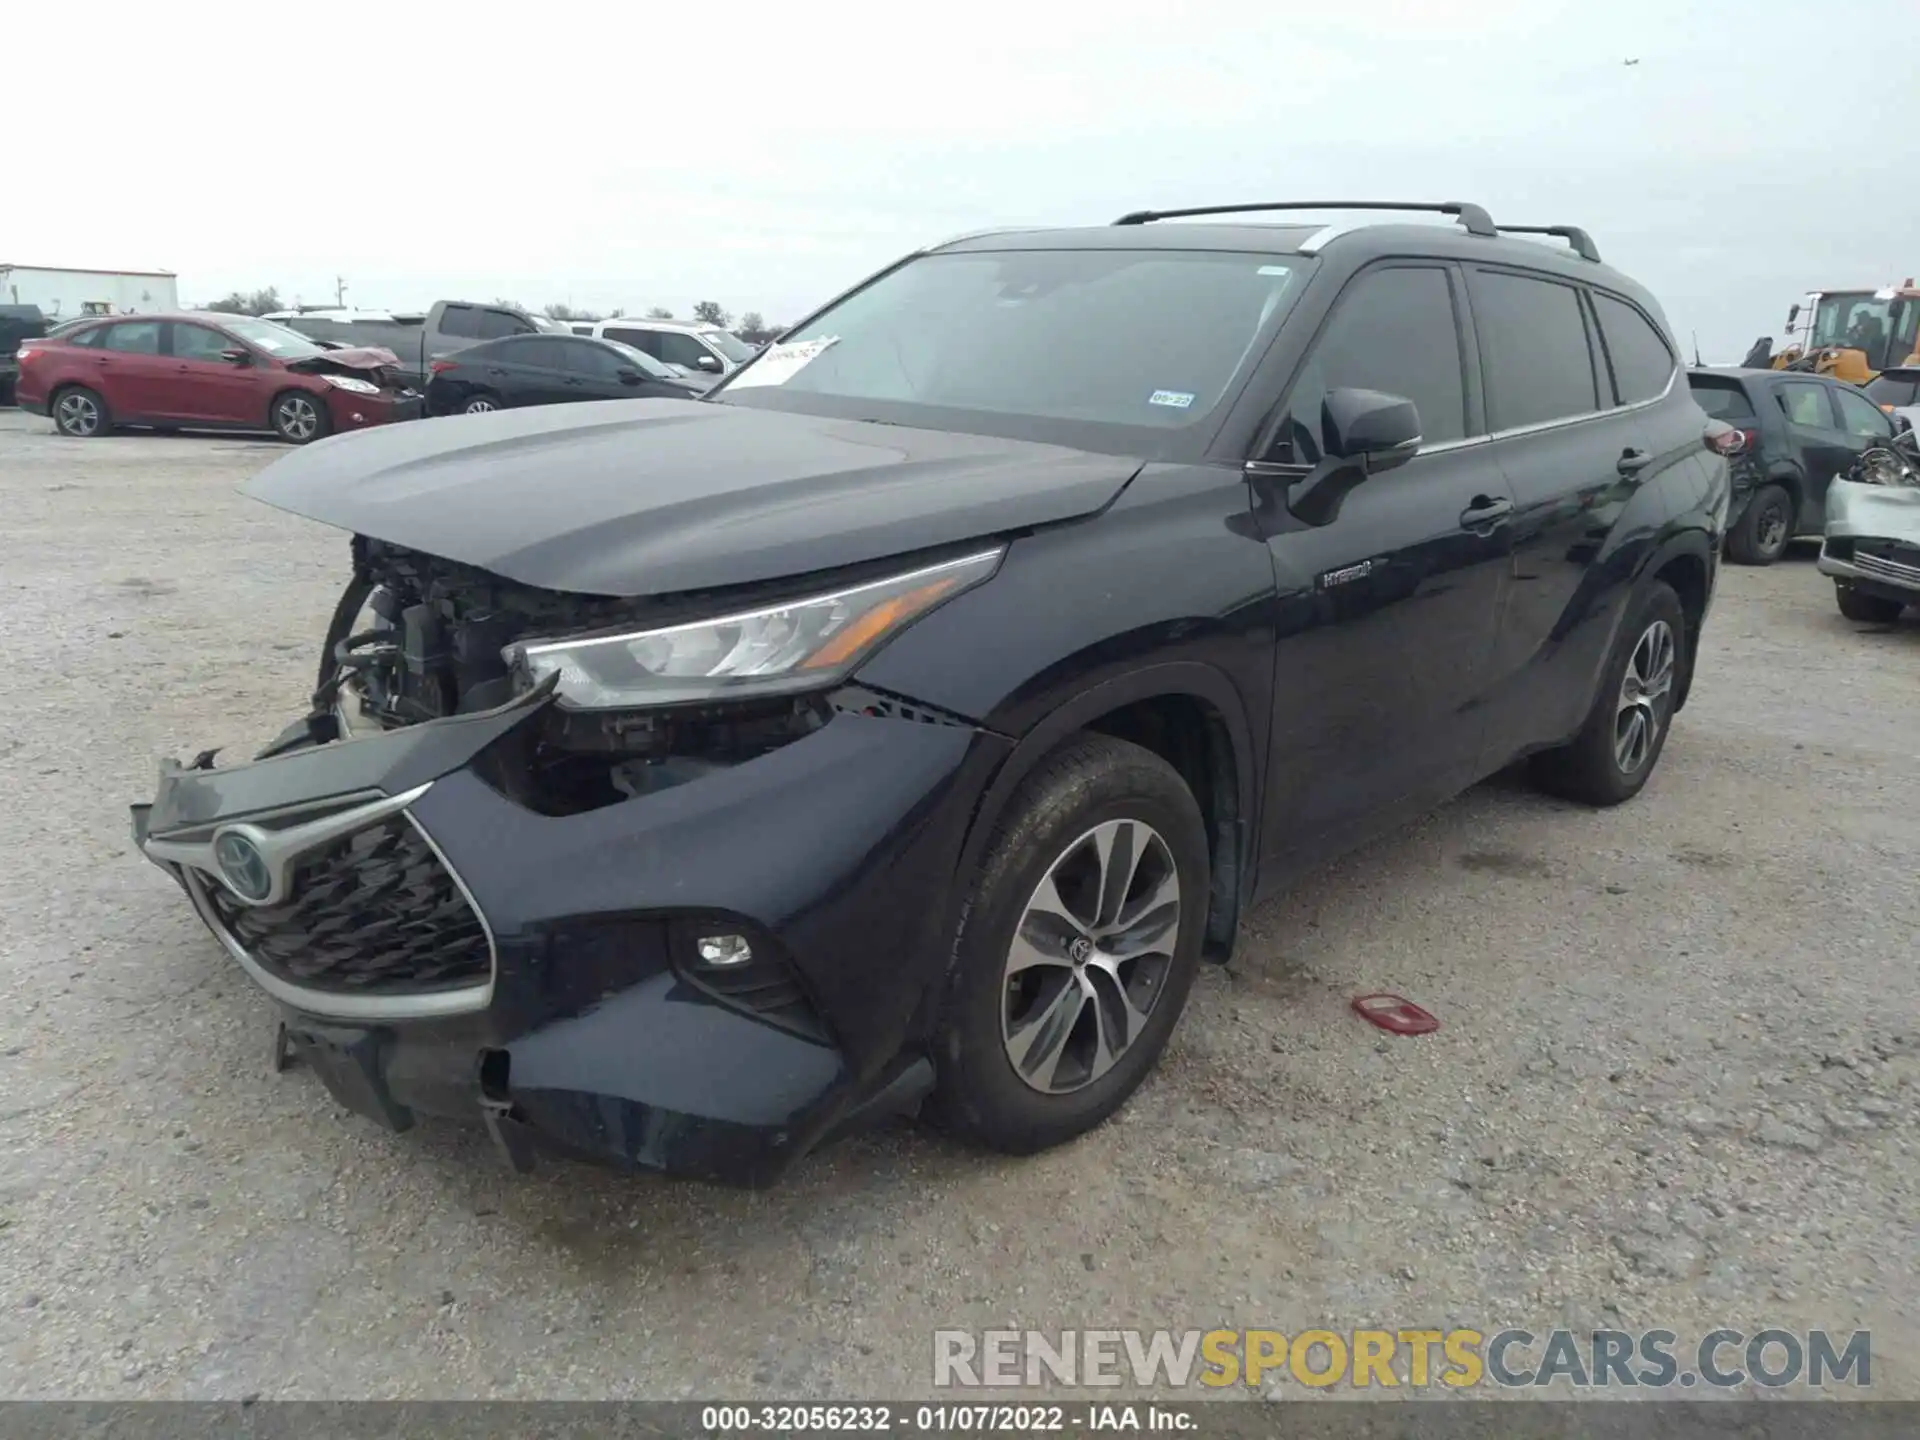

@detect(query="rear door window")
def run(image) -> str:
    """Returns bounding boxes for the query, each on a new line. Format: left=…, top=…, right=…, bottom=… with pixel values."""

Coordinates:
left=497, top=338, right=563, bottom=370
left=1468, top=269, right=1601, bottom=430
left=1777, top=382, right=1836, bottom=429
left=1279, top=264, right=1466, bottom=463
left=99, top=321, right=162, bottom=355
left=1592, top=292, right=1676, bottom=404
left=1688, top=376, right=1757, bottom=421
left=439, top=305, right=482, bottom=339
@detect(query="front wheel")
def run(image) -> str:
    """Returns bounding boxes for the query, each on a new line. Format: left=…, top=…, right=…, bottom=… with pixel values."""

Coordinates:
left=1530, top=581, right=1686, bottom=807
left=270, top=390, right=331, bottom=444
left=929, top=733, right=1208, bottom=1154
left=1835, top=583, right=1905, bottom=624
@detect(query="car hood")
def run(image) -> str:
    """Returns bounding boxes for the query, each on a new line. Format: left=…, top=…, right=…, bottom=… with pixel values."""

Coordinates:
left=241, top=398, right=1143, bottom=597
left=285, top=346, right=402, bottom=375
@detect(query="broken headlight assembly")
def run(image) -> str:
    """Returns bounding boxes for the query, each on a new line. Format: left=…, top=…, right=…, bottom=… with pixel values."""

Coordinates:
left=502, top=547, right=1004, bottom=710
left=318, top=374, right=381, bottom=395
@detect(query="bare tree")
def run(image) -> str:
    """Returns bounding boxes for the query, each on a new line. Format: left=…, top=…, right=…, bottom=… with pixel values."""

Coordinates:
left=690, top=300, right=731, bottom=327
left=736, top=311, right=775, bottom=344
left=645, top=306, right=675, bottom=320
left=542, top=303, right=602, bottom=322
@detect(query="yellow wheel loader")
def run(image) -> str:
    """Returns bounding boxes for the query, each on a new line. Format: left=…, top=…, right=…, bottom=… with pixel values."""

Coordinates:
left=1743, top=283, right=1920, bottom=383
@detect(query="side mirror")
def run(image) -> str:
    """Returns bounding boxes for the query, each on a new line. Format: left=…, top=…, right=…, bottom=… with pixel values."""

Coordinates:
left=695, top=354, right=723, bottom=372
left=615, top=366, right=644, bottom=385
left=1285, top=388, right=1422, bottom=527
left=1787, top=303, right=1801, bottom=328
left=220, top=347, right=252, bottom=365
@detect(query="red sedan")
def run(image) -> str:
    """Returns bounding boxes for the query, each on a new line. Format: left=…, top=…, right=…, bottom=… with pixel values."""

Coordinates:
left=13, top=312, right=421, bottom=443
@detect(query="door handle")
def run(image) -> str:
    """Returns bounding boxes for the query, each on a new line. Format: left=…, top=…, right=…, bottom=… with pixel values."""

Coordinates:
left=1459, top=496, right=1513, bottom=528
left=1617, top=448, right=1652, bottom=475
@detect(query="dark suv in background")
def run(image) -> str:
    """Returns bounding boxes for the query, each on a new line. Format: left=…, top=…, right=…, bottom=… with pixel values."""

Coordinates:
left=1687, top=367, right=1900, bottom=564
left=133, top=201, right=1730, bottom=1186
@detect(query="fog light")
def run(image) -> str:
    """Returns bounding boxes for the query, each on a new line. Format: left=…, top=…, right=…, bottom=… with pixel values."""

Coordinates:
left=696, top=933, right=754, bottom=968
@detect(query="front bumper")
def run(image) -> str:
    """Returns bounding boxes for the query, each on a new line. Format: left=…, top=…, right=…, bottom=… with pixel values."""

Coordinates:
left=325, top=387, right=425, bottom=432
left=133, top=685, right=1008, bottom=1185
left=1816, top=477, right=1920, bottom=601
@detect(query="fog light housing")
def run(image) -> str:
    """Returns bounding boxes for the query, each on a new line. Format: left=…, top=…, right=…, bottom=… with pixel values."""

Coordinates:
left=696, top=933, right=754, bottom=968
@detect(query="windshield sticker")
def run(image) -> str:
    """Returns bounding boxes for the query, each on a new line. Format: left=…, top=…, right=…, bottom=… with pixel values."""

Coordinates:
left=726, top=336, right=839, bottom=389
left=1257, top=265, right=1290, bottom=276
left=1149, top=390, right=1196, bottom=409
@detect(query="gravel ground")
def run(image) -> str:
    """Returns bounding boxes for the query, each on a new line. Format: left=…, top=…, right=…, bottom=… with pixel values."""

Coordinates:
left=0, top=408, right=1915, bottom=1402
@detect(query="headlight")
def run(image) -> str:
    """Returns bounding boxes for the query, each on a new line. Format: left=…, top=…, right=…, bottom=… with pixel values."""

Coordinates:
left=320, top=374, right=380, bottom=394
left=505, top=547, right=1004, bottom=709
left=1855, top=447, right=1920, bottom=487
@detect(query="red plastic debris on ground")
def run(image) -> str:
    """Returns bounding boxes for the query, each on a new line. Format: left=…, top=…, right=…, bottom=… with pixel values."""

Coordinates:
left=1351, top=993, right=1439, bottom=1035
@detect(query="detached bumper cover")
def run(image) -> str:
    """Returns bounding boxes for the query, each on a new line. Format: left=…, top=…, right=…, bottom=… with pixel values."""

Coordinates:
left=1818, top=478, right=1920, bottom=599
left=133, top=686, right=1008, bottom=1184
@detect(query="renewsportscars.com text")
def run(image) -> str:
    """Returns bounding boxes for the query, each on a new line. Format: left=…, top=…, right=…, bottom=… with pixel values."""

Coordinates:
left=933, top=1328, right=1872, bottom=1390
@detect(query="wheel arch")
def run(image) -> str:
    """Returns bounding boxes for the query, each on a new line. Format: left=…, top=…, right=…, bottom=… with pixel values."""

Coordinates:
left=953, top=663, right=1258, bottom=967
left=1635, top=529, right=1714, bottom=714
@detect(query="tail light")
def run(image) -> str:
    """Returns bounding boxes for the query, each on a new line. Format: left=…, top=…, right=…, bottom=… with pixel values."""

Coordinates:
left=1704, top=422, right=1752, bottom=456
left=429, top=359, right=458, bottom=375
left=15, top=344, right=38, bottom=362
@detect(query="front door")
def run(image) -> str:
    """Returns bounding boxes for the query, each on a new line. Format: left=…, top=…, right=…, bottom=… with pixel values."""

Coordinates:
left=162, top=321, right=263, bottom=424
left=1774, top=379, right=1855, bottom=533
left=1256, top=262, right=1513, bottom=867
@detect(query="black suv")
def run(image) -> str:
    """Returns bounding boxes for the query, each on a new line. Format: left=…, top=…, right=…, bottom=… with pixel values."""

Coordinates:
left=132, top=202, right=1731, bottom=1185
left=1687, top=366, right=1901, bottom=564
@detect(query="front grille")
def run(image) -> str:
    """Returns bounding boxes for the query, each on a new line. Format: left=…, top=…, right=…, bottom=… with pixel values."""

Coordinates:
left=201, top=817, right=490, bottom=995
left=1852, top=543, right=1920, bottom=587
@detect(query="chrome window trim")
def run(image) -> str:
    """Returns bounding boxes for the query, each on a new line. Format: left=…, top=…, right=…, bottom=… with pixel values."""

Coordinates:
left=1421, top=360, right=1680, bottom=453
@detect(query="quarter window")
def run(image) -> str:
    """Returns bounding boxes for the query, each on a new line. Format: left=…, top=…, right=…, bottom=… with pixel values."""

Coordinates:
left=1279, top=265, right=1466, bottom=463
left=1470, top=270, right=1600, bottom=430
left=1592, top=292, right=1676, bottom=405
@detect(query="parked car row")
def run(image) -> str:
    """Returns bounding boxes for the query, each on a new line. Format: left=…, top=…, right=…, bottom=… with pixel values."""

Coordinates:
left=424, top=333, right=711, bottom=415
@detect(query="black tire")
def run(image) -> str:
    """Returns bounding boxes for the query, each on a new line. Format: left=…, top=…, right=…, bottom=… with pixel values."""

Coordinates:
left=460, top=392, right=502, bottom=415
left=50, top=385, right=111, bottom=438
left=929, top=733, right=1208, bottom=1154
left=1727, top=483, right=1794, bottom=565
left=1530, top=580, right=1687, bottom=807
left=1835, top=583, right=1905, bottom=624
left=270, top=390, right=331, bottom=445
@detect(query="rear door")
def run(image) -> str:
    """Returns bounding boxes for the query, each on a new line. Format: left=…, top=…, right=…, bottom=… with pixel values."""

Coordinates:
left=484, top=337, right=568, bottom=406
left=162, top=321, right=263, bottom=424
left=1827, top=383, right=1900, bottom=521
left=1773, top=379, right=1854, bottom=531
left=1256, top=261, right=1512, bottom=865
left=1470, top=267, right=1658, bottom=763
left=89, top=319, right=171, bottom=419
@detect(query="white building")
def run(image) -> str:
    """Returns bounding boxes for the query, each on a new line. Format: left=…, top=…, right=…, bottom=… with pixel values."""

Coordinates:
left=0, top=264, right=180, bottom=321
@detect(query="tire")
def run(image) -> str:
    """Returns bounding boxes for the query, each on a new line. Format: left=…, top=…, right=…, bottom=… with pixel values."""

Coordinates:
left=51, top=385, right=111, bottom=438
left=929, top=733, right=1209, bottom=1154
left=1530, top=580, right=1686, bottom=807
left=270, top=390, right=331, bottom=444
left=1727, top=483, right=1794, bottom=565
left=1835, top=583, right=1905, bottom=624
left=461, top=392, right=501, bottom=415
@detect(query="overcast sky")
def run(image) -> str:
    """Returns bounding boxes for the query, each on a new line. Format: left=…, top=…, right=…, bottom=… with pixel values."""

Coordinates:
left=11, top=0, right=1915, bottom=358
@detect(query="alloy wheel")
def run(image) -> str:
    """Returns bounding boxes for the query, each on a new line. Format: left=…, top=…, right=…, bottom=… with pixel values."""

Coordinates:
left=1614, top=619, right=1675, bottom=775
left=57, top=392, right=100, bottom=436
left=277, top=396, right=320, bottom=441
left=1755, top=500, right=1789, bottom=555
left=464, top=398, right=497, bottom=413
left=1000, top=818, right=1181, bottom=1095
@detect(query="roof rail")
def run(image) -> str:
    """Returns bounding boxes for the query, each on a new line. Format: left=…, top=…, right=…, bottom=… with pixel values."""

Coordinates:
left=1495, top=224, right=1601, bottom=263
left=1111, top=200, right=1497, bottom=238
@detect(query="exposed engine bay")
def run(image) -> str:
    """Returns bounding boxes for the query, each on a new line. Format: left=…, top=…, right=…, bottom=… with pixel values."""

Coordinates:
left=298, top=536, right=843, bottom=813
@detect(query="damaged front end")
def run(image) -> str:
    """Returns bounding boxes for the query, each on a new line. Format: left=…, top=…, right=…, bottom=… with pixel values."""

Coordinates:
left=133, top=537, right=1011, bottom=1184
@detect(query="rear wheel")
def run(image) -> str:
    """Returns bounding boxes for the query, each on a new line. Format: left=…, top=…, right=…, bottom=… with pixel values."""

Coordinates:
left=1835, top=582, right=1905, bottom=624
left=930, top=734, right=1208, bottom=1154
left=270, top=390, right=330, bottom=444
left=1727, top=483, right=1794, bottom=565
left=461, top=392, right=500, bottom=414
left=1530, top=581, right=1686, bottom=807
left=52, top=385, right=110, bottom=437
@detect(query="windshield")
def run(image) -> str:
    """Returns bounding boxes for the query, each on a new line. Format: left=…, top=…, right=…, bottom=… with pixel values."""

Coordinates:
left=702, top=329, right=755, bottom=364
left=220, top=316, right=326, bottom=359
left=603, top=338, right=677, bottom=379
left=1805, top=292, right=1920, bottom=369
left=716, top=248, right=1305, bottom=449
